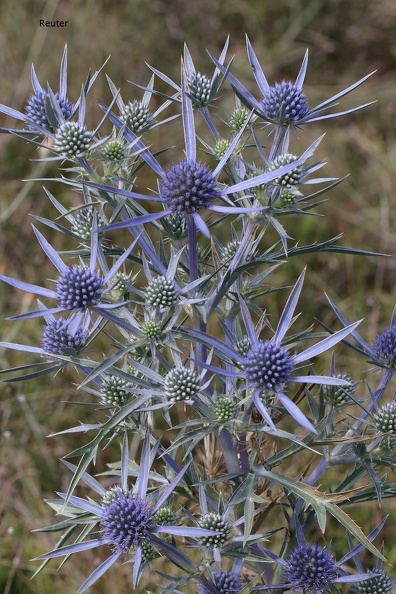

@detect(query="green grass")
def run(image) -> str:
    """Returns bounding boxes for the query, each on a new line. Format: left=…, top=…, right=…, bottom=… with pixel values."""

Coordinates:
left=0, top=0, right=396, bottom=591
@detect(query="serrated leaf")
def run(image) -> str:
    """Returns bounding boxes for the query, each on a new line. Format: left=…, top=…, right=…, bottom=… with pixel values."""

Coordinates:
left=254, top=468, right=386, bottom=560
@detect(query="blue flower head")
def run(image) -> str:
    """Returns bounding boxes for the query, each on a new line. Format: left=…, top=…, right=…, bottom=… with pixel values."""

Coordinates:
left=160, top=159, right=222, bottom=215
left=284, top=544, right=337, bottom=593
left=56, top=264, right=103, bottom=310
left=209, top=36, right=374, bottom=133
left=261, top=80, right=309, bottom=127
left=201, top=570, right=243, bottom=594
left=0, top=224, right=140, bottom=325
left=37, top=434, right=217, bottom=592
left=370, top=326, right=396, bottom=369
left=187, top=270, right=360, bottom=432
left=25, top=89, right=73, bottom=132
left=243, top=340, right=293, bottom=392
left=41, top=318, right=87, bottom=355
left=101, top=491, right=156, bottom=553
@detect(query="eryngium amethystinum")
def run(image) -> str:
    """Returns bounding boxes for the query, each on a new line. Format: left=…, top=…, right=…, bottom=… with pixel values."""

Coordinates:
left=54, top=121, right=93, bottom=157
left=101, top=492, right=156, bottom=552
left=198, top=513, right=231, bottom=547
left=41, top=319, right=87, bottom=355
left=187, top=72, right=212, bottom=107
left=284, top=544, right=337, bottom=593
left=244, top=341, right=293, bottom=391
left=374, top=403, right=396, bottom=434
left=56, top=265, right=103, bottom=309
left=261, top=81, right=309, bottom=126
left=159, top=160, right=221, bottom=214
left=354, top=569, right=392, bottom=594
left=266, top=153, right=305, bottom=188
left=120, top=100, right=152, bottom=133
left=164, top=367, right=200, bottom=402
left=25, top=90, right=73, bottom=131
left=100, top=375, right=132, bottom=407
left=201, top=570, right=243, bottom=594
left=145, top=276, right=178, bottom=308
left=370, top=327, right=396, bottom=368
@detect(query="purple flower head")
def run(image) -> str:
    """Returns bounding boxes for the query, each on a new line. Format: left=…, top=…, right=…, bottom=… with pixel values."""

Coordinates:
left=36, top=434, right=217, bottom=592
left=187, top=270, right=361, bottom=432
left=101, top=491, right=156, bottom=553
left=41, top=318, right=87, bottom=355
left=25, top=90, right=73, bottom=132
left=370, top=326, right=396, bottom=369
left=208, top=37, right=374, bottom=132
left=261, top=81, right=309, bottom=127
left=244, top=340, right=293, bottom=392
left=284, top=544, right=337, bottom=594
left=159, top=159, right=222, bottom=215
left=56, top=264, right=103, bottom=310
left=201, top=570, right=243, bottom=594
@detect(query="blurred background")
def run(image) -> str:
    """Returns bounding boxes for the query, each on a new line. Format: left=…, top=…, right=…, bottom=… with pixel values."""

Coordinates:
left=0, top=0, right=395, bottom=592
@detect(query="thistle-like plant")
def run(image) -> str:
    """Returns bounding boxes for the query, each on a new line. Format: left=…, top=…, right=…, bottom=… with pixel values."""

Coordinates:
left=0, top=37, right=394, bottom=594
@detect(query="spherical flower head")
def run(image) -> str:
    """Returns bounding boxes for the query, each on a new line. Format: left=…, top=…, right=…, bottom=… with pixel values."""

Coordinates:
left=370, top=327, right=396, bottom=368
left=145, top=276, right=179, bottom=308
left=374, top=403, right=396, bottom=434
left=261, top=81, right=309, bottom=126
left=201, top=570, right=243, bottom=594
left=54, top=121, right=93, bottom=158
left=235, top=336, right=253, bottom=358
left=221, top=242, right=254, bottom=264
left=229, top=107, right=251, bottom=131
left=101, top=491, right=156, bottom=553
left=25, top=90, right=73, bottom=131
left=100, top=375, right=132, bottom=407
left=56, top=265, right=103, bottom=310
left=214, top=139, right=231, bottom=161
left=354, top=569, right=392, bottom=594
left=141, top=539, right=158, bottom=562
left=120, top=100, right=152, bottom=133
left=154, top=507, right=176, bottom=525
left=266, top=153, right=305, bottom=188
left=41, top=319, right=87, bottom=355
left=280, top=189, right=298, bottom=205
left=162, top=211, right=188, bottom=239
left=71, top=207, right=104, bottom=240
left=187, top=72, right=212, bottom=107
left=164, top=367, right=200, bottom=402
left=222, top=240, right=239, bottom=262
left=159, top=160, right=221, bottom=215
left=142, top=320, right=165, bottom=342
left=284, top=544, right=337, bottom=593
left=215, top=398, right=237, bottom=423
left=244, top=340, right=293, bottom=391
left=199, top=513, right=231, bottom=547
left=322, top=373, right=355, bottom=407
left=101, top=138, right=127, bottom=162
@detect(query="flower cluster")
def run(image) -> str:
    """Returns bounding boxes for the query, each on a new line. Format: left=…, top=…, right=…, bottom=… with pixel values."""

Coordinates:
left=0, top=37, right=394, bottom=594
